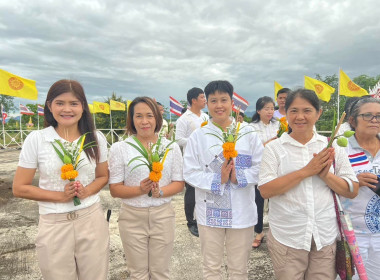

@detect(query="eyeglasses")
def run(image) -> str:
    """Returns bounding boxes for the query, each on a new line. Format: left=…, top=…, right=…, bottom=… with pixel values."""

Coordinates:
left=359, top=113, right=380, bottom=122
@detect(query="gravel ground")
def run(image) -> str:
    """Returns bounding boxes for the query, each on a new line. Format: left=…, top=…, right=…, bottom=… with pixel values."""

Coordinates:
left=0, top=148, right=275, bottom=280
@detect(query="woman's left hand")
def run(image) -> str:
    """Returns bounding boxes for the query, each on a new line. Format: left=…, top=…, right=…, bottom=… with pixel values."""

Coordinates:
left=74, top=181, right=90, bottom=199
left=230, top=160, right=238, bottom=184
left=316, top=148, right=335, bottom=180
left=151, top=182, right=161, bottom=198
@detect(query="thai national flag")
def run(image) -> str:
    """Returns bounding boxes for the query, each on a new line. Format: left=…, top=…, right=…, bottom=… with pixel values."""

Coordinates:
left=232, top=92, right=249, bottom=113
left=20, top=104, right=34, bottom=115
left=1, top=104, right=7, bottom=124
left=38, top=105, right=44, bottom=116
left=169, top=96, right=183, bottom=117
left=349, top=152, right=369, bottom=167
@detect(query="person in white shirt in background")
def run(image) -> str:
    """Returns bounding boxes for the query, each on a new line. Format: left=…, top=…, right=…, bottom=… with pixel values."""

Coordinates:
left=108, top=97, right=184, bottom=279
left=237, top=111, right=248, bottom=126
left=250, top=96, right=279, bottom=248
left=176, top=87, right=208, bottom=237
left=157, top=101, right=169, bottom=137
left=13, top=80, right=110, bottom=280
left=273, top=88, right=291, bottom=119
left=259, top=88, right=358, bottom=280
left=183, top=80, right=264, bottom=279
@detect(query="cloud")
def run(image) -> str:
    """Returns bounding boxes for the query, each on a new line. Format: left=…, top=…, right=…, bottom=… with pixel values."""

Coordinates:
left=0, top=0, right=379, bottom=110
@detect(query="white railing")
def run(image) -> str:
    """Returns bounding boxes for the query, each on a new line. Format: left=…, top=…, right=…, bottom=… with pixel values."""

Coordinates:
left=0, top=128, right=128, bottom=149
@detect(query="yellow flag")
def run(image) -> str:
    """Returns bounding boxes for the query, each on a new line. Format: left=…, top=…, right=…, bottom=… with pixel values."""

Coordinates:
left=93, top=101, right=110, bottom=114
left=110, top=100, right=126, bottom=111
left=127, top=100, right=132, bottom=111
left=88, top=104, right=94, bottom=114
left=274, top=81, right=283, bottom=101
left=339, top=69, right=368, bottom=97
left=0, top=69, right=38, bottom=100
left=304, top=76, right=335, bottom=102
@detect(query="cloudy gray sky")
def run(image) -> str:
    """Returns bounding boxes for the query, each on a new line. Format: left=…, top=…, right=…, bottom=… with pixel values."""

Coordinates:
left=1, top=0, right=380, bottom=112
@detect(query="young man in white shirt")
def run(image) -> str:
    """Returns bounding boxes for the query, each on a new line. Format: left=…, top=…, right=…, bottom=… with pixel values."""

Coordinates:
left=176, top=87, right=208, bottom=237
left=157, top=102, right=169, bottom=137
left=273, top=88, right=291, bottom=119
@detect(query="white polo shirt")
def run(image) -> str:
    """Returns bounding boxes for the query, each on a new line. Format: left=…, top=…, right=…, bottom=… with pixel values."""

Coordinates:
left=18, top=126, right=108, bottom=215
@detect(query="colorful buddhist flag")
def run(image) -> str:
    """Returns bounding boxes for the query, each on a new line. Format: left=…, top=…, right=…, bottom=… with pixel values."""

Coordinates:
left=110, top=100, right=126, bottom=111
left=339, top=69, right=368, bottom=97
left=232, top=92, right=249, bottom=113
left=19, top=104, right=34, bottom=115
left=37, top=104, right=44, bottom=116
left=274, top=81, right=283, bottom=102
left=93, top=101, right=110, bottom=114
left=304, top=76, right=335, bottom=102
left=0, top=69, right=38, bottom=100
left=169, top=96, right=183, bottom=116
left=88, top=104, right=94, bottom=114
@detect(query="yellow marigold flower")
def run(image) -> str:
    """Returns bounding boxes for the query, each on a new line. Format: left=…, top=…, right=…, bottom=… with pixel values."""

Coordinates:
left=62, top=170, right=78, bottom=181
left=61, top=164, right=74, bottom=173
left=223, top=150, right=238, bottom=160
left=222, top=142, right=235, bottom=152
left=149, top=171, right=162, bottom=182
left=152, top=162, right=163, bottom=172
left=61, top=172, right=67, bottom=180
left=201, top=121, right=208, bottom=127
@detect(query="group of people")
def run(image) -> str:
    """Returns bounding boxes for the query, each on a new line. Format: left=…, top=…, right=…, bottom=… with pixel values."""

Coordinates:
left=12, top=79, right=380, bottom=280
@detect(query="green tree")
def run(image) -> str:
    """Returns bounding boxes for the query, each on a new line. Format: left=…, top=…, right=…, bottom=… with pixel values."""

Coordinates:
left=353, top=74, right=380, bottom=91
left=0, top=94, right=16, bottom=112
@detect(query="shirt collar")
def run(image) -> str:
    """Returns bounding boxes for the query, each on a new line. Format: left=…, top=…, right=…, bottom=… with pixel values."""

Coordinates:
left=280, top=131, right=325, bottom=147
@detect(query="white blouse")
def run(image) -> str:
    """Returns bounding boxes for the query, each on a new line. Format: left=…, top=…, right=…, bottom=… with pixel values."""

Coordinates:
left=250, top=120, right=279, bottom=144
left=258, top=132, right=357, bottom=251
left=18, top=126, right=108, bottom=215
left=183, top=120, right=264, bottom=228
left=108, top=136, right=183, bottom=207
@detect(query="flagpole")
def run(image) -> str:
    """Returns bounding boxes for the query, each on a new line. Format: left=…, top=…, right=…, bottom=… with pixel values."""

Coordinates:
left=37, top=105, right=40, bottom=130
left=93, top=112, right=96, bottom=129
left=337, top=67, right=341, bottom=124
left=110, top=110, right=114, bottom=144
left=1, top=104, right=5, bottom=148
left=19, top=103, right=23, bottom=144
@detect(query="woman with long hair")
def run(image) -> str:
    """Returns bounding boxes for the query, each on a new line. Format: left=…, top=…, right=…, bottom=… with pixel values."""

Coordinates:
left=250, top=96, right=278, bottom=248
left=13, top=80, right=110, bottom=280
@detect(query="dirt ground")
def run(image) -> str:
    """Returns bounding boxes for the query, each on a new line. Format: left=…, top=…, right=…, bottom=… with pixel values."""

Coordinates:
left=0, top=148, right=275, bottom=280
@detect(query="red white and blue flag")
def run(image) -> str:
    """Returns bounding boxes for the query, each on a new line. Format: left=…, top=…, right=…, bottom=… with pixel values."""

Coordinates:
left=20, top=104, right=34, bottom=115
left=1, top=104, right=7, bottom=124
left=349, top=152, right=369, bottom=167
left=169, top=96, right=183, bottom=117
left=38, top=105, right=44, bottom=116
left=232, top=92, right=249, bottom=113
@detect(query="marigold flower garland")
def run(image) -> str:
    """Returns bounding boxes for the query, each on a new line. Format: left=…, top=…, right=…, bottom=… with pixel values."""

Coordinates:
left=51, top=133, right=96, bottom=206
left=127, top=134, right=174, bottom=196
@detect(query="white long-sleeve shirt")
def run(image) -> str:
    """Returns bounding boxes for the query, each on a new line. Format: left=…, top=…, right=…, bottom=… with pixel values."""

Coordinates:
left=183, top=120, right=264, bottom=228
left=258, top=132, right=357, bottom=251
left=175, top=109, right=209, bottom=152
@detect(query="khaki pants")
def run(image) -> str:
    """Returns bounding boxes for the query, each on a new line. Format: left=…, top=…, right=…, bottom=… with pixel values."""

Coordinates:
left=36, top=202, right=110, bottom=280
left=267, top=229, right=336, bottom=280
left=198, top=225, right=254, bottom=280
left=118, top=202, right=175, bottom=280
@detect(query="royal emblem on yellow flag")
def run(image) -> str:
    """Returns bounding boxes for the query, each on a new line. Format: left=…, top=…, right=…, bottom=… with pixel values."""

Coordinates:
left=110, top=100, right=126, bottom=111
left=0, top=69, right=38, bottom=100
left=339, top=69, right=368, bottom=97
left=88, top=104, right=94, bottom=114
left=93, top=101, right=110, bottom=114
left=304, top=76, right=335, bottom=102
left=274, top=81, right=283, bottom=102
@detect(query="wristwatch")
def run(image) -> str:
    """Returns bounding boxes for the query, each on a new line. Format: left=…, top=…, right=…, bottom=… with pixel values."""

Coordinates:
left=159, top=190, right=164, bottom=197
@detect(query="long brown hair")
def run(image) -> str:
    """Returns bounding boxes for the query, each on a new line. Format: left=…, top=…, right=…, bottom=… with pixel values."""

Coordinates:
left=44, top=80, right=99, bottom=162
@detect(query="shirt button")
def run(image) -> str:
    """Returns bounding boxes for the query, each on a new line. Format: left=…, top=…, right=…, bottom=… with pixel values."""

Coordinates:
left=204, top=200, right=206, bottom=202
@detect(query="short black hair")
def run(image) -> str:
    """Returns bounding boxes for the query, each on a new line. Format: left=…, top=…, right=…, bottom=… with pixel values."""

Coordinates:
left=285, top=89, right=320, bottom=112
left=277, top=88, right=291, bottom=97
left=239, top=112, right=245, bottom=117
left=204, top=80, right=233, bottom=99
left=187, top=87, right=204, bottom=106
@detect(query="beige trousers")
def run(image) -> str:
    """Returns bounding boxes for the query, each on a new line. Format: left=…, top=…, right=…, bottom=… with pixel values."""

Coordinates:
left=198, top=225, right=255, bottom=280
left=118, top=202, right=175, bottom=280
left=267, top=229, right=337, bottom=280
left=35, top=202, right=110, bottom=280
